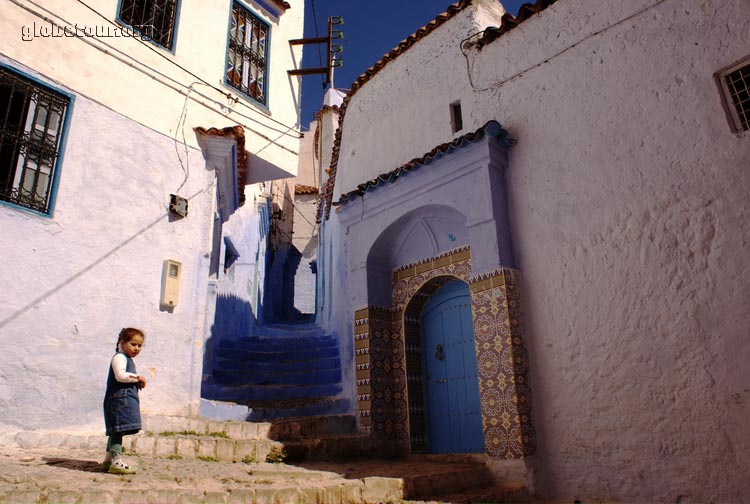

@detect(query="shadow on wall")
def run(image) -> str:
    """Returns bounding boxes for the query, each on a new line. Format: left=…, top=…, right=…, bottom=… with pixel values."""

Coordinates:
left=263, top=244, right=312, bottom=323
left=202, top=293, right=258, bottom=382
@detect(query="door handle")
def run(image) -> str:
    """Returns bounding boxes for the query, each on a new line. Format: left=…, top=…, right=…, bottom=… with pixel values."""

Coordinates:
left=435, top=344, right=444, bottom=361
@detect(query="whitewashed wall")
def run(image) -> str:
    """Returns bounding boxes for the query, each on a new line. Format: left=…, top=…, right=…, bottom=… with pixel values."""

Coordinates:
left=2, top=0, right=304, bottom=167
left=0, top=0, right=303, bottom=435
left=325, top=0, right=750, bottom=501
left=0, top=85, right=213, bottom=432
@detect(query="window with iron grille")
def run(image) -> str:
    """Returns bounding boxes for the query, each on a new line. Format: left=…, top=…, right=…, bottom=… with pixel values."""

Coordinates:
left=118, top=0, right=178, bottom=51
left=226, top=2, right=270, bottom=105
left=0, top=67, right=71, bottom=215
left=717, top=57, right=750, bottom=133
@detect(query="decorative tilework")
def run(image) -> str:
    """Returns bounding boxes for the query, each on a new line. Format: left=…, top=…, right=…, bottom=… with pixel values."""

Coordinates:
left=470, top=270, right=535, bottom=457
left=353, top=247, right=535, bottom=458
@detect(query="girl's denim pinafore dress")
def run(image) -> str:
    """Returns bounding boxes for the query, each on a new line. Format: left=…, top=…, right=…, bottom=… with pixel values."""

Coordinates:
left=103, top=352, right=142, bottom=436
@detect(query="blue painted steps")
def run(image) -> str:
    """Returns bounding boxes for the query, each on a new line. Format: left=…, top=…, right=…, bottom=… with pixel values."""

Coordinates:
left=205, top=324, right=346, bottom=420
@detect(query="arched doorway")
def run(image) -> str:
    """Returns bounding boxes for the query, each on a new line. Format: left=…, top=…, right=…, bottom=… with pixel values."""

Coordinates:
left=421, top=279, right=484, bottom=453
left=402, top=276, right=484, bottom=454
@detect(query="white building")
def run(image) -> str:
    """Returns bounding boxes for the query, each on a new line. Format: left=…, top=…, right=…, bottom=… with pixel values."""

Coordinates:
left=0, top=0, right=303, bottom=436
left=315, top=0, right=750, bottom=501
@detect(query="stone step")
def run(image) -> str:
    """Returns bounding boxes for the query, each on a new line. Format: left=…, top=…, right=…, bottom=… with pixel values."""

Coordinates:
left=253, top=323, right=328, bottom=338
left=203, top=381, right=343, bottom=404
left=214, top=354, right=341, bottom=372
left=248, top=397, right=351, bottom=421
left=228, top=331, right=338, bottom=348
left=207, top=325, right=344, bottom=421
left=143, top=415, right=271, bottom=441
left=7, top=415, right=362, bottom=461
left=267, top=414, right=358, bottom=441
left=0, top=446, right=526, bottom=504
left=0, top=449, right=394, bottom=504
left=145, top=414, right=358, bottom=441
left=213, top=365, right=342, bottom=386
left=126, top=432, right=280, bottom=463
left=214, top=344, right=340, bottom=362
left=282, top=433, right=375, bottom=462
left=128, top=433, right=375, bottom=464
left=434, top=481, right=532, bottom=504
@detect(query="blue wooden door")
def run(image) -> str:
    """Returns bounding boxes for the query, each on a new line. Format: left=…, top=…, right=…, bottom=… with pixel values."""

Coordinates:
left=421, top=280, right=484, bottom=453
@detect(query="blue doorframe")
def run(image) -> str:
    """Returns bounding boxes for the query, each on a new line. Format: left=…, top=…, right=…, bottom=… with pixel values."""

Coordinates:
left=421, top=279, right=484, bottom=453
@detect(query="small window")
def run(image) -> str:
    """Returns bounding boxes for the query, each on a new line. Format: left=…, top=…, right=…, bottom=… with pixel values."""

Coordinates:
left=0, top=67, right=71, bottom=214
left=450, top=100, right=463, bottom=133
left=118, top=0, right=179, bottom=50
left=717, top=57, right=750, bottom=133
left=226, top=1, right=270, bottom=105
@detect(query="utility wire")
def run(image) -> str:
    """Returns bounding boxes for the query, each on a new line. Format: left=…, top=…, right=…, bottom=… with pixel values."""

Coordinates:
left=309, top=0, right=326, bottom=89
left=9, top=0, right=300, bottom=153
left=460, top=0, right=670, bottom=92
left=12, top=0, right=301, bottom=137
left=273, top=184, right=320, bottom=230
left=72, top=0, right=303, bottom=135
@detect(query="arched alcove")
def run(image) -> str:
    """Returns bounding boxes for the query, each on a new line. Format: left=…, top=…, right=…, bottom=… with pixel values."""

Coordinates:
left=366, top=204, right=469, bottom=307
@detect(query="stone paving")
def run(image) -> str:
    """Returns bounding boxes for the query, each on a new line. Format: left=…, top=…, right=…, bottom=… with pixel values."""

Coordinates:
left=0, top=445, right=529, bottom=504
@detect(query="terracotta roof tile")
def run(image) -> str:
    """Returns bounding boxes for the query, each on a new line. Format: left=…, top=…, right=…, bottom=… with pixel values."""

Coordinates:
left=348, top=0, right=472, bottom=97
left=473, top=0, right=557, bottom=49
left=331, top=121, right=511, bottom=210
left=295, top=184, right=319, bottom=195
left=270, top=0, right=291, bottom=11
left=194, top=125, right=247, bottom=206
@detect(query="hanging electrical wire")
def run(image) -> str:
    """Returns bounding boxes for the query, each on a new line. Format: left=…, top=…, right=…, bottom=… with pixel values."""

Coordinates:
left=309, top=0, right=327, bottom=90
left=70, top=0, right=304, bottom=135
left=10, top=0, right=305, bottom=141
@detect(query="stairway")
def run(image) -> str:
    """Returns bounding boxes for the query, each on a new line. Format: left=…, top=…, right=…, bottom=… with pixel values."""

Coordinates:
left=202, top=324, right=349, bottom=421
left=2, top=416, right=530, bottom=504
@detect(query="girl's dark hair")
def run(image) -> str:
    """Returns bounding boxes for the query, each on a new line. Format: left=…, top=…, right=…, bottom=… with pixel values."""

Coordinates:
left=116, top=327, right=144, bottom=352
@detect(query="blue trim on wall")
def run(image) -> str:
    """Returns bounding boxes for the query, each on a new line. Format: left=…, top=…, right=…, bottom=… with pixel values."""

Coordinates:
left=254, top=0, right=283, bottom=19
left=223, top=0, right=272, bottom=111
left=230, top=144, right=239, bottom=211
left=114, top=0, right=182, bottom=54
left=0, top=62, right=75, bottom=219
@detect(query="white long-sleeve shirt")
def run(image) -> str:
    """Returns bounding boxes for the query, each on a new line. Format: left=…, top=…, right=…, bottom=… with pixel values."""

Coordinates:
left=111, top=353, right=139, bottom=383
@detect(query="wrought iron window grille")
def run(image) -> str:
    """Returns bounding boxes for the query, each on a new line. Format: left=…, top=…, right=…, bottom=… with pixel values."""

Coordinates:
left=0, top=68, right=70, bottom=214
left=118, top=0, right=178, bottom=50
left=717, top=57, right=750, bottom=134
left=226, top=1, right=270, bottom=105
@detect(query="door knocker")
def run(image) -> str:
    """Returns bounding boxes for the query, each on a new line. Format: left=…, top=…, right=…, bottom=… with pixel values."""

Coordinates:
left=435, top=343, right=445, bottom=361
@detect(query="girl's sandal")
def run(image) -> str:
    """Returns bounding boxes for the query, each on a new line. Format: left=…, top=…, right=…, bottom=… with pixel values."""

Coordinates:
left=108, top=458, right=137, bottom=474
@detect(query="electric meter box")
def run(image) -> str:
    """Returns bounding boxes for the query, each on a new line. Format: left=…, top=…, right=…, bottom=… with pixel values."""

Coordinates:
left=160, top=259, right=182, bottom=308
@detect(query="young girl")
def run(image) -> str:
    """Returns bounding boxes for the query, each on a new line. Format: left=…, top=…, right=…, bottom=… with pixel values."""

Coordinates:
left=102, top=327, right=147, bottom=474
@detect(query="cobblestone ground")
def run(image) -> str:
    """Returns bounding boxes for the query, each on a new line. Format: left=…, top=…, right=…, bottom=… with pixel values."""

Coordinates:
left=0, top=446, right=529, bottom=504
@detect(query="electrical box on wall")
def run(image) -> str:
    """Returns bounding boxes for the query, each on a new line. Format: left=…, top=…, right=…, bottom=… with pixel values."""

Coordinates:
left=169, top=194, right=188, bottom=218
left=160, top=259, right=182, bottom=308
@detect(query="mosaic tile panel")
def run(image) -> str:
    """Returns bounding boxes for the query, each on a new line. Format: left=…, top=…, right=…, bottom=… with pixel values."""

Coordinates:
left=469, top=267, right=535, bottom=457
left=404, top=313, right=426, bottom=451
left=354, top=246, right=534, bottom=459
left=366, top=306, right=409, bottom=454
left=354, top=307, right=372, bottom=431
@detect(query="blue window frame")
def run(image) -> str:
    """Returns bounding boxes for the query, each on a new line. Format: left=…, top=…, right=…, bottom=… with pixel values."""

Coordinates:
left=226, top=1, right=270, bottom=106
left=0, top=66, right=72, bottom=215
left=118, top=0, right=179, bottom=51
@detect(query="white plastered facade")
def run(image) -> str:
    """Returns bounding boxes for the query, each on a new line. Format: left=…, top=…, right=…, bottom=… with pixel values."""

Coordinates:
left=319, top=0, right=750, bottom=501
left=0, top=0, right=303, bottom=436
